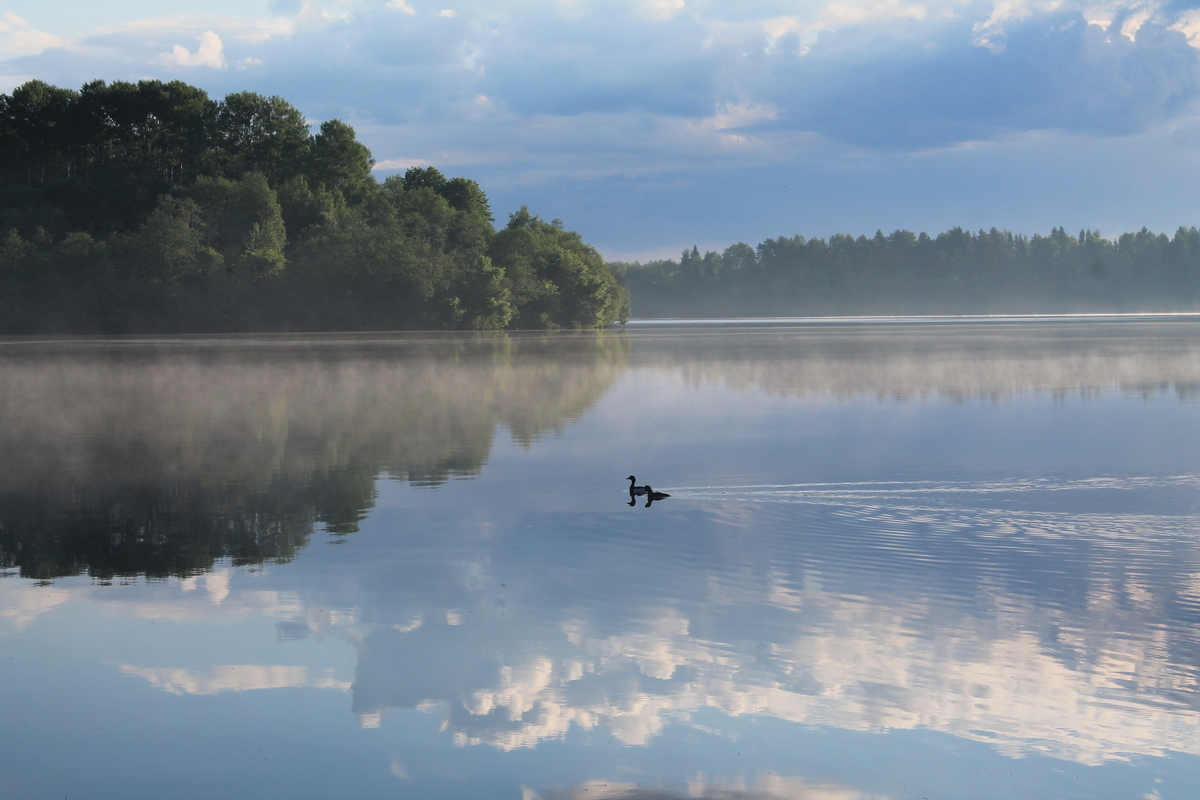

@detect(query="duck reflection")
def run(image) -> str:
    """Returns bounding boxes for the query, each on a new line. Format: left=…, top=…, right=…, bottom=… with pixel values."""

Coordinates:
left=643, top=485, right=670, bottom=507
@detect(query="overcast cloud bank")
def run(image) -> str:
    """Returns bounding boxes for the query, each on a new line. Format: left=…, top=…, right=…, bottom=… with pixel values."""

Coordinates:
left=5, top=0, right=1200, bottom=256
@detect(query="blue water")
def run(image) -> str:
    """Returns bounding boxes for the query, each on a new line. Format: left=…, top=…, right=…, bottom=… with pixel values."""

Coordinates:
left=1, top=319, right=1199, bottom=799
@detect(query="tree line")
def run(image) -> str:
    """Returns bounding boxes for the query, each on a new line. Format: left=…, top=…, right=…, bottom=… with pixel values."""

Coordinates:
left=0, top=79, right=629, bottom=333
left=613, top=226, right=1200, bottom=317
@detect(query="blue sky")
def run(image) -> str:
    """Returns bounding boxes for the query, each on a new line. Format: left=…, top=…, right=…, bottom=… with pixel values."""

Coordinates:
left=4, top=0, right=1200, bottom=259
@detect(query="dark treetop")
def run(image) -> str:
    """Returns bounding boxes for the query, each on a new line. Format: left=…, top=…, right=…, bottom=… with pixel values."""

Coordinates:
left=614, top=227, right=1200, bottom=317
left=0, top=79, right=629, bottom=333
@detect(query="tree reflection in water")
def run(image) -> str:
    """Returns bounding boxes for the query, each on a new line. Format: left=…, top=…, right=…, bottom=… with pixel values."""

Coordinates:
left=0, top=332, right=629, bottom=580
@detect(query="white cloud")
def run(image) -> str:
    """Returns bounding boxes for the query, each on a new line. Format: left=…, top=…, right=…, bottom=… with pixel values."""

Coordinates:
left=236, top=17, right=299, bottom=41
left=0, top=11, right=64, bottom=58
left=1119, top=7, right=1153, bottom=39
left=0, top=73, right=35, bottom=93
left=294, top=1, right=353, bottom=24
left=765, top=0, right=929, bottom=42
left=373, top=157, right=434, bottom=170
left=639, top=0, right=686, bottom=22
left=119, top=663, right=351, bottom=695
left=5, top=0, right=1200, bottom=244
left=160, top=30, right=228, bottom=68
left=973, top=0, right=1044, bottom=52
left=1174, top=10, right=1200, bottom=48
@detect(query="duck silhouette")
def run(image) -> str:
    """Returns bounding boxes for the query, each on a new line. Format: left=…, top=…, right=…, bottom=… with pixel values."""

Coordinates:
left=643, top=484, right=671, bottom=507
left=627, top=475, right=648, bottom=496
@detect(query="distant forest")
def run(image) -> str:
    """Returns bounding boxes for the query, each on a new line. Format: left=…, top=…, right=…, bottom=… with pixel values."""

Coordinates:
left=614, top=227, right=1200, bottom=317
left=0, top=79, right=629, bottom=333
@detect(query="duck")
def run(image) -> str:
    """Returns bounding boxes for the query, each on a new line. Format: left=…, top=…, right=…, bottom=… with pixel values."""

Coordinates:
left=644, top=485, right=671, bottom=501
left=627, top=475, right=648, bottom=496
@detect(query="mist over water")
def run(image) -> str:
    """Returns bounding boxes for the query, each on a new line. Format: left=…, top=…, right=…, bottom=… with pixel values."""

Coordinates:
left=1, top=319, right=1199, bottom=800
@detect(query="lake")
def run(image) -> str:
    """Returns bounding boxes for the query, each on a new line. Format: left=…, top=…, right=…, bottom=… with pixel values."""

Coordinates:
left=2, top=317, right=1199, bottom=800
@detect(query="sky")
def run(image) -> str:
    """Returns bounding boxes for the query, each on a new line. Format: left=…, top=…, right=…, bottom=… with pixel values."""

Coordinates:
left=4, top=0, right=1200, bottom=260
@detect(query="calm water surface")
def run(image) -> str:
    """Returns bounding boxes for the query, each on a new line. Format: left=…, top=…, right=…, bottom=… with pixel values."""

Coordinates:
left=2, top=319, right=1199, bottom=800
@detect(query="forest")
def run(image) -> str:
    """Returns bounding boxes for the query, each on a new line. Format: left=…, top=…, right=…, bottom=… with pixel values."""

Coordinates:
left=0, top=79, right=629, bottom=333
left=614, top=227, right=1200, bottom=317
left=6, top=81, right=1199, bottom=330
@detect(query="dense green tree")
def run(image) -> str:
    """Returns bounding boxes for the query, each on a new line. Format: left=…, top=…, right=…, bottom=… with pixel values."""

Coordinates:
left=217, top=91, right=310, bottom=185
left=401, top=165, right=449, bottom=193
left=618, top=225, right=1200, bottom=317
left=72, top=79, right=218, bottom=184
left=185, top=172, right=286, bottom=279
left=290, top=198, right=443, bottom=328
left=125, top=196, right=219, bottom=284
left=309, top=119, right=374, bottom=194
left=0, top=79, right=637, bottom=332
left=442, top=176, right=493, bottom=220
left=490, top=208, right=629, bottom=328
left=0, top=79, right=77, bottom=186
left=275, top=175, right=340, bottom=243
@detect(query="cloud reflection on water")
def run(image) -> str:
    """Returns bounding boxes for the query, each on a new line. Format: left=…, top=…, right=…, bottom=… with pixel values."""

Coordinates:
left=343, top=482, right=1200, bottom=766
left=533, top=774, right=879, bottom=800
left=2, top=321, right=1199, bottom=795
left=118, top=663, right=351, bottom=695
